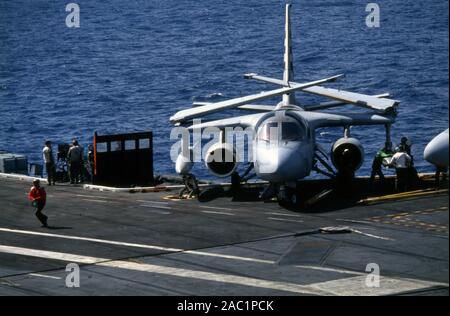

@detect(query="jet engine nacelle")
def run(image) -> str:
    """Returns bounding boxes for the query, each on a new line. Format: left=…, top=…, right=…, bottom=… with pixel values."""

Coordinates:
left=331, top=137, right=365, bottom=173
left=205, top=143, right=238, bottom=177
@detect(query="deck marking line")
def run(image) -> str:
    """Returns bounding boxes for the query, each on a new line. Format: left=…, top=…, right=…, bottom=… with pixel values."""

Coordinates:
left=136, top=200, right=169, bottom=205
left=265, top=212, right=302, bottom=218
left=201, top=210, right=235, bottom=216
left=1, top=245, right=446, bottom=296
left=139, top=204, right=172, bottom=211
left=198, top=205, right=234, bottom=211
left=268, top=217, right=304, bottom=224
left=29, top=273, right=62, bottom=280
left=0, top=244, right=328, bottom=295
left=81, top=199, right=111, bottom=204
left=0, top=228, right=272, bottom=264
left=76, top=194, right=110, bottom=200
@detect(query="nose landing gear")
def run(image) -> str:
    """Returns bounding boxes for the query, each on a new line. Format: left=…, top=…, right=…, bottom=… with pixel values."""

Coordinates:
left=277, top=184, right=300, bottom=208
left=260, top=183, right=300, bottom=208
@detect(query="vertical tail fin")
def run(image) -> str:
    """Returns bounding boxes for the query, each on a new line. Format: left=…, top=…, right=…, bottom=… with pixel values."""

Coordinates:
left=282, top=3, right=296, bottom=106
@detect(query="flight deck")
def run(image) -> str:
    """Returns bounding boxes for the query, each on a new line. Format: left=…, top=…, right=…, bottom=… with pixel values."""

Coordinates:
left=0, top=176, right=448, bottom=296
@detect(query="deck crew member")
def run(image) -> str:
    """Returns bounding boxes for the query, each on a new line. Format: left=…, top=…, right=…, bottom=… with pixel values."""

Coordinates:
left=67, top=139, right=83, bottom=184
left=396, top=136, right=419, bottom=187
left=397, top=136, right=411, bottom=152
left=370, top=143, right=393, bottom=186
left=390, top=147, right=412, bottom=192
left=43, top=140, right=56, bottom=185
left=86, top=144, right=94, bottom=182
left=28, top=179, right=48, bottom=227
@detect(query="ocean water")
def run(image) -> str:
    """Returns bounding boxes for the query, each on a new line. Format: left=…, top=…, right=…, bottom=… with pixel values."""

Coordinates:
left=0, top=0, right=448, bottom=179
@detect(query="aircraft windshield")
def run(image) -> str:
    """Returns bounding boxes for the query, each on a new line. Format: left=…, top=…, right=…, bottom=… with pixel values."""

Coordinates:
left=258, top=122, right=278, bottom=142
left=281, top=122, right=305, bottom=141
left=257, top=120, right=306, bottom=142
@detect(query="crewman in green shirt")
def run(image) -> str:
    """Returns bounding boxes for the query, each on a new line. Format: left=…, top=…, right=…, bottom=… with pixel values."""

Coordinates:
left=370, top=142, right=394, bottom=185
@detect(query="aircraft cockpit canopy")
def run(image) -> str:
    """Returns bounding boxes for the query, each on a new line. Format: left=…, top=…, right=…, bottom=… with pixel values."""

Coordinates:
left=257, top=116, right=307, bottom=142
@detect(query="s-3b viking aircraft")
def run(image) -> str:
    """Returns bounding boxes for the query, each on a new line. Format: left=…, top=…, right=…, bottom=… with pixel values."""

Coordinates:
left=170, top=4, right=400, bottom=206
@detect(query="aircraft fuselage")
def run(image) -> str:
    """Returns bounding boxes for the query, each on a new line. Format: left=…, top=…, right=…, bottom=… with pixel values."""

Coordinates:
left=253, top=110, right=315, bottom=182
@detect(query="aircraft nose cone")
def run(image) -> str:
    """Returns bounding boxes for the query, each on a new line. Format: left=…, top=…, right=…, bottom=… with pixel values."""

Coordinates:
left=256, top=146, right=309, bottom=182
left=424, top=129, right=449, bottom=168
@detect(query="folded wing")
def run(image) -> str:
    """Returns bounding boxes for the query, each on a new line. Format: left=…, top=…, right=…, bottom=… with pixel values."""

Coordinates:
left=170, top=74, right=343, bottom=124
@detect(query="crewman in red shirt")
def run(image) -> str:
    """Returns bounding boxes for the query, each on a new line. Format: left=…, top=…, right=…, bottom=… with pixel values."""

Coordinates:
left=28, top=179, right=49, bottom=227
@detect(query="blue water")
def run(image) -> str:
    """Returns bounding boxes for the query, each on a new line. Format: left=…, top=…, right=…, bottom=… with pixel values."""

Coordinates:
left=0, top=0, right=448, bottom=179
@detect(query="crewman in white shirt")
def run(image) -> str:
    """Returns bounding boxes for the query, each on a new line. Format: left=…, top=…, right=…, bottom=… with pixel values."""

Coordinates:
left=42, top=140, right=56, bottom=186
left=390, top=148, right=412, bottom=192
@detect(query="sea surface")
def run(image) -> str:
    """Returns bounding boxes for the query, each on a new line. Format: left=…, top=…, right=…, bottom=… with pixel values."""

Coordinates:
left=0, top=0, right=448, bottom=179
